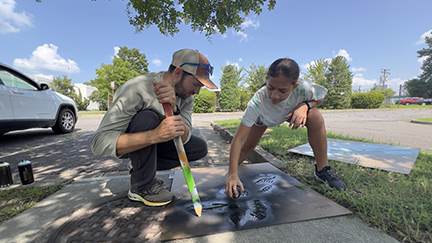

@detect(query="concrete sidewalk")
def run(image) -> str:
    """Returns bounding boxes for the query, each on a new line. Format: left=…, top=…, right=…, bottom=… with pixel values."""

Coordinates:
left=0, top=122, right=399, bottom=243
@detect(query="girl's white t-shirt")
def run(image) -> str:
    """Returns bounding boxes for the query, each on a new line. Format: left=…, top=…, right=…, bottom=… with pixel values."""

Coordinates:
left=241, top=79, right=328, bottom=127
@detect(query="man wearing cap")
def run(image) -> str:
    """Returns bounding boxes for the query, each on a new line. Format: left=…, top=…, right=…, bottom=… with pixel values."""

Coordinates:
left=91, top=49, right=217, bottom=206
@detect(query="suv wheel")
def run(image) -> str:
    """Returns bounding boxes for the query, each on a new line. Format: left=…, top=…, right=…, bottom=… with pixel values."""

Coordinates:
left=405, top=102, right=410, bottom=105
left=52, top=108, right=76, bottom=134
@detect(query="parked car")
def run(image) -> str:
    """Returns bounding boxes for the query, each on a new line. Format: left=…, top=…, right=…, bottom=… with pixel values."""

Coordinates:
left=399, top=97, right=422, bottom=105
left=0, top=63, right=78, bottom=135
left=419, top=98, right=432, bottom=105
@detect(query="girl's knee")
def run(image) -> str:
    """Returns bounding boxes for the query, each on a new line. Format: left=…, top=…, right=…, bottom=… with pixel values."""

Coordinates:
left=306, top=109, right=325, bottom=127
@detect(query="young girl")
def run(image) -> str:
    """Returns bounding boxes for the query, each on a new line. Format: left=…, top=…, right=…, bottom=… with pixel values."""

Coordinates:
left=225, top=58, right=347, bottom=198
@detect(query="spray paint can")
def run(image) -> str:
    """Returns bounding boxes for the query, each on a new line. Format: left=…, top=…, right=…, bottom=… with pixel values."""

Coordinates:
left=18, top=160, right=34, bottom=185
left=0, top=161, right=13, bottom=187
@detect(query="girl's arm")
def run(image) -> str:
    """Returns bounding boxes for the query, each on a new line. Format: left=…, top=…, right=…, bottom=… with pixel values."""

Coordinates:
left=225, top=123, right=267, bottom=198
left=225, top=123, right=250, bottom=198
left=286, top=99, right=324, bottom=130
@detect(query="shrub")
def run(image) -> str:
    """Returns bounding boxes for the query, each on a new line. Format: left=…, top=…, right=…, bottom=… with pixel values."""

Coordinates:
left=193, top=89, right=217, bottom=113
left=351, top=91, right=385, bottom=109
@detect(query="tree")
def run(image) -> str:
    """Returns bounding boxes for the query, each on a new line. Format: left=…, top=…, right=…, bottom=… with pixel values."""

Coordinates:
left=416, top=31, right=432, bottom=97
left=74, top=89, right=90, bottom=111
left=51, top=75, right=77, bottom=99
left=322, top=56, right=353, bottom=109
left=404, top=78, right=429, bottom=97
left=193, top=88, right=217, bottom=113
left=303, top=59, right=330, bottom=85
left=244, top=63, right=267, bottom=95
left=351, top=91, right=385, bottom=109
left=219, top=65, right=243, bottom=111
left=404, top=31, right=432, bottom=98
left=37, top=0, right=276, bottom=38
left=370, top=84, right=395, bottom=103
left=240, top=63, right=267, bottom=110
left=116, top=46, right=149, bottom=75
left=85, top=47, right=148, bottom=110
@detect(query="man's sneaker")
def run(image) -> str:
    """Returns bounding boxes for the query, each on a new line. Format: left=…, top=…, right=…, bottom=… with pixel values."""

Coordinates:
left=314, top=165, right=347, bottom=191
left=127, top=161, right=133, bottom=173
left=128, top=178, right=174, bottom=206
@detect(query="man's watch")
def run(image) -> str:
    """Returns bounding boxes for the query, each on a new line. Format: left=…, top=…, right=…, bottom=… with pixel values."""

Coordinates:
left=173, top=105, right=181, bottom=115
left=303, top=101, right=312, bottom=112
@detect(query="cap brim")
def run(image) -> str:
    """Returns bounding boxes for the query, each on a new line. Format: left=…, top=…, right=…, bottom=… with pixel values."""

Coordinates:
left=194, top=75, right=218, bottom=89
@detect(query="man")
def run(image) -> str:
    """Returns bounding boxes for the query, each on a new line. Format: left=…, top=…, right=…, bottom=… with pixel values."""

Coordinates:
left=91, top=49, right=217, bottom=206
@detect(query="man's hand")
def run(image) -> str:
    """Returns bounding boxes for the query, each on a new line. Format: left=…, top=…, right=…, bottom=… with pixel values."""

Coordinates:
left=285, top=103, right=309, bottom=130
left=153, top=80, right=176, bottom=109
left=154, top=115, right=185, bottom=142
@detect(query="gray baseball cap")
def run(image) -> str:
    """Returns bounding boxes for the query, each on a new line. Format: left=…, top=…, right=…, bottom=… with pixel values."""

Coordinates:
left=171, top=49, right=218, bottom=89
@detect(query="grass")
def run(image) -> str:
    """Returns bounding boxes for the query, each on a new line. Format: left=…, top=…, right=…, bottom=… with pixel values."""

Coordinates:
left=386, top=104, right=432, bottom=109
left=78, top=110, right=106, bottom=117
left=0, top=184, right=64, bottom=224
left=413, top=117, right=432, bottom=122
left=214, top=119, right=432, bottom=243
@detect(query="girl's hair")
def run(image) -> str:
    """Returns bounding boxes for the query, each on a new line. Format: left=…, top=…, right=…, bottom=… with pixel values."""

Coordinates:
left=264, top=58, right=300, bottom=86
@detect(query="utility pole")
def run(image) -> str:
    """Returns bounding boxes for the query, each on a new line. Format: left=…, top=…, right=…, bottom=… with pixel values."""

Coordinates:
left=380, top=69, right=390, bottom=89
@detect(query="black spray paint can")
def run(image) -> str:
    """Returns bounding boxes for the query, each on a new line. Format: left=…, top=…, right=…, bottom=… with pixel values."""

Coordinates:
left=0, top=161, right=13, bottom=187
left=18, top=160, right=34, bottom=185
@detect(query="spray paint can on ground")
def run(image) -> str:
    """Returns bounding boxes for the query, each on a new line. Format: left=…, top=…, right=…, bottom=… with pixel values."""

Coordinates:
left=18, top=160, right=34, bottom=185
left=0, top=161, right=13, bottom=187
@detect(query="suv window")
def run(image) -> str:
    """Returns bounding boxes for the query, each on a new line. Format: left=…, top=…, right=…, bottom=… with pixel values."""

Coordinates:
left=0, top=70, right=38, bottom=91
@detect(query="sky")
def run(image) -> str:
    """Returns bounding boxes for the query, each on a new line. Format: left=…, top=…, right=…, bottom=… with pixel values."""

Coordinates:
left=1, top=0, right=431, bottom=94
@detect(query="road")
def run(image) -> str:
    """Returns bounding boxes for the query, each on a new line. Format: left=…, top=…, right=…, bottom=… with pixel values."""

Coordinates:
left=0, top=108, right=431, bottom=185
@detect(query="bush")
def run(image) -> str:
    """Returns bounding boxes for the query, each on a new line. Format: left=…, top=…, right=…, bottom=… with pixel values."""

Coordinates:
left=193, top=89, right=217, bottom=113
left=351, top=91, right=385, bottom=109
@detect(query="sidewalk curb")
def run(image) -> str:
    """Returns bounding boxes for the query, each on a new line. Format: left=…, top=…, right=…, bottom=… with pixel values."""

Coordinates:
left=210, top=122, right=286, bottom=169
left=410, top=119, right=432, bottom=125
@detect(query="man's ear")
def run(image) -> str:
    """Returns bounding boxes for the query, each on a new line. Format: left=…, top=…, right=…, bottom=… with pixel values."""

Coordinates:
left=174, top=66, right=183, bottom=80
left=293, top=82, right=300, bottom=90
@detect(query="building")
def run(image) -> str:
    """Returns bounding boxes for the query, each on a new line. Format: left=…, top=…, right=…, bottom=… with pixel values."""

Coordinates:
left=73, top=83, right=99, bottom=110
left=28, top=74, right=100, bottom=110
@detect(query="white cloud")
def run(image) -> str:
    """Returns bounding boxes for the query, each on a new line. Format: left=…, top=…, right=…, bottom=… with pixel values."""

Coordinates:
left=13, top=44, right=80, bottom=74
left=301, top=58, right=331, bottom=71
left=352, top=73, right=377, bottom=91
left=226, top=58, right=242, bottom=70
left=334, top=49, right=352, bottom=61
left=229, top=17, right=260, bottom=42
left=0, top=0, right=33, bottom=34
left=232, top=29, right=249, bottom=42
left=386, top=78, right=405, bottom=93
left=352, top=74, right=403, bottom=93
left=152, top=59, right=162, bottom=67
left=416, top=29, right=432, bottom=45
left=113, top=46, right=120, bottom=59
left=352, top=67, right=367, bottom=72
left=241, top=18, right=260, bottom=29
left=418, top=56, right=427, bottom=66
left=28, top=73, right=54, bottom=84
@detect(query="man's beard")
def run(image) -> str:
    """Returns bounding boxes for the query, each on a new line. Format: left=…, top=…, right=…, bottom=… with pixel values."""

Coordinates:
left=174, top=74, right=191, bottom=99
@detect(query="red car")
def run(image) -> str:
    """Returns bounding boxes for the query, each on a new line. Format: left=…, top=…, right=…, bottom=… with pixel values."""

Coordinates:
left=399, top=97, right=422, bottom=105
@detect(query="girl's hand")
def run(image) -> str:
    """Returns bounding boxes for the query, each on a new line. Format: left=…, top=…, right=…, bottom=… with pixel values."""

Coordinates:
left=286, top=103, right=308, bottom=130
left=225, top=174, right=244, bottom=199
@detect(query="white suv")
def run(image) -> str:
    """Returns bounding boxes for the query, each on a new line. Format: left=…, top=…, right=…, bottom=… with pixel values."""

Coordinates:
left=0, top=63, right=78, bottom=135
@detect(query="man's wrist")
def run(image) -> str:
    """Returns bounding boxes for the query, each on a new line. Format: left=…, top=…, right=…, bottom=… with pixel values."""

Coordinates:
left=173, top=105, right=181, bottom=115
